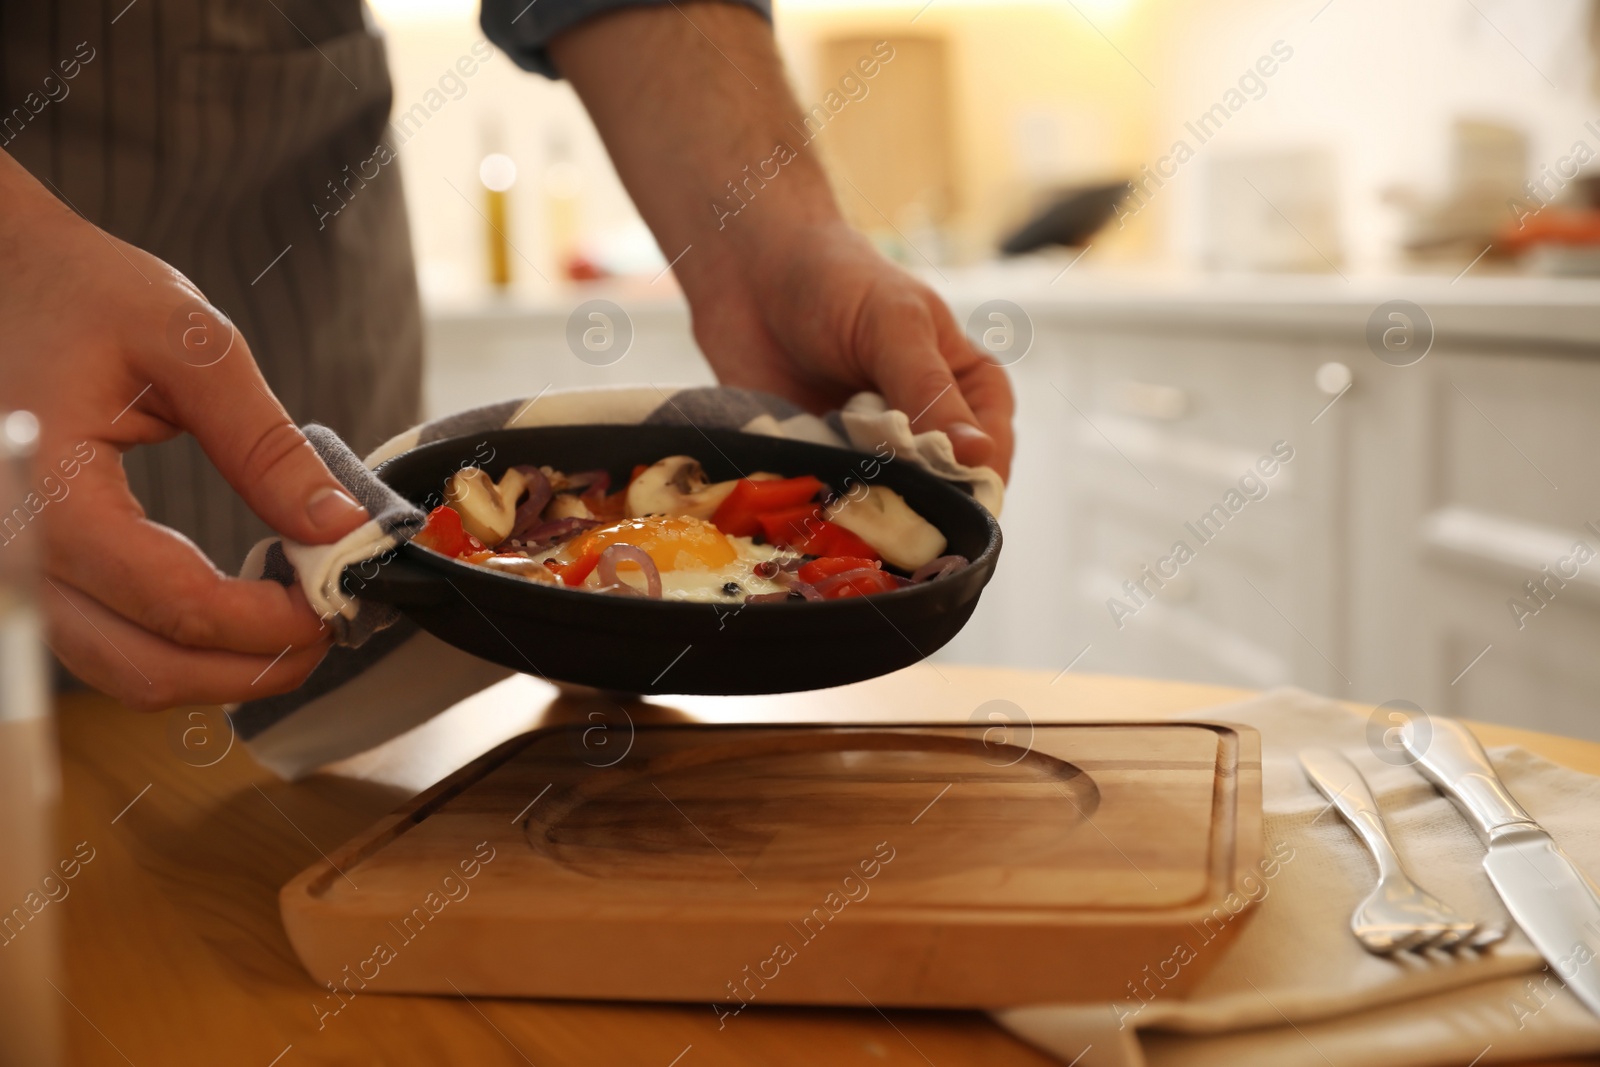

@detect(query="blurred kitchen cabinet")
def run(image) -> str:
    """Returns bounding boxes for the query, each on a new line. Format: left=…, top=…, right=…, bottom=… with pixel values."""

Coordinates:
left=813, top=35, right=957, bottom=242
left=1040, top=323, right=1350, bottom=697
left=1346, top=347, right=1600, bottom=740
left=947, top=285, right=1600, bottom=741
left=421, top=295, right=711, bottom=419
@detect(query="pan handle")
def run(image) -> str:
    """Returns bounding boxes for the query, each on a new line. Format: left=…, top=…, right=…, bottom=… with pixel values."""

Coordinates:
left=339, top=549, right=450, bottom=608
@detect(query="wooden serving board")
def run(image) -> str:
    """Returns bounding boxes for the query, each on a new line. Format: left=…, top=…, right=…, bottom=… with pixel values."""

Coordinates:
left=281, top=721, right=1261, bottom=1009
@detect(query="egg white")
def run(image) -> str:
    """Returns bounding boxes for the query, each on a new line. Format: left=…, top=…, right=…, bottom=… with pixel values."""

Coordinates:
left=529, top=535, right=793, bottom=603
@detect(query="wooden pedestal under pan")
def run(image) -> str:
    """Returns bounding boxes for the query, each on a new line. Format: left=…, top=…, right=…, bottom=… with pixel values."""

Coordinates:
left=281, top=721, right=1262, bottom=1009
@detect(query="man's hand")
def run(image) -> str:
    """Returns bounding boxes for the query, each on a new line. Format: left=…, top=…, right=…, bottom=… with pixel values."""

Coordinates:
left=0, top=152, right=369, bottom=710
left=550, top=2, right=1015, bottom=480
left=687, top=218, right=1014, bottom=477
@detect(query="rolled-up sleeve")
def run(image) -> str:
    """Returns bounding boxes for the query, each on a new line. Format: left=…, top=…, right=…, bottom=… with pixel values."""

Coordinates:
left=481, top=0, right=773, bottom=78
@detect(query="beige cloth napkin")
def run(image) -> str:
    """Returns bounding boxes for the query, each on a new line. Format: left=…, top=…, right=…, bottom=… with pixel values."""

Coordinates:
left=996, top=687, right=1600, bottom=1067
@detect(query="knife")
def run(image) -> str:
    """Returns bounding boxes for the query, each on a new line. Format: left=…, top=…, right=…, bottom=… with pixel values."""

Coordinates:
left=1402, top=715, right=1600, bottom=1016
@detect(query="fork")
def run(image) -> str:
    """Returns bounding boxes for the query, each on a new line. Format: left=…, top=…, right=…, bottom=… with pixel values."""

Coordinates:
left=1299, top=746, right=1501, bottom=955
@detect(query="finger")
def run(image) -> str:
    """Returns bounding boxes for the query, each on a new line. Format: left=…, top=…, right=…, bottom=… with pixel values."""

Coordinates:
left=933, top=305, right=1017, bottom=481
left=951, top=362, right=1014, bottom=482
left=861, top=296, right=997, bottom=468
left=43, top=469, right=331, bottom=654
left=43, top=576, right=329, bottom=712
left=136, top=302, right=368, bottom=545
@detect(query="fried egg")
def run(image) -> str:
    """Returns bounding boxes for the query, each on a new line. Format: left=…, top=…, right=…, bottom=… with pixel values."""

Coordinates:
left=537, top=515, right=793, bottom=602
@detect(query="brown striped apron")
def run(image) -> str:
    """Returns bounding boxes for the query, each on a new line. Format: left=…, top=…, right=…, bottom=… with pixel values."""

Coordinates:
left=1, top=0, right=422, bottom=571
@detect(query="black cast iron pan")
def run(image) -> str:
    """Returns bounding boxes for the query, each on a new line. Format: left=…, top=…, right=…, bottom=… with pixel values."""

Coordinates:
left=342, top=425, right=1001, bottom=695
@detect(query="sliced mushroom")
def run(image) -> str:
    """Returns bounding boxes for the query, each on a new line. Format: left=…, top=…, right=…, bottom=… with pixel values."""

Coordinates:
left=823, top=485, right=947, bottom=571
left=626, top=456, right=740, bottom=520
left=477, top=554, right=560, bottom=584
left=544, top=493, right=594, bottom=521
left=445, top=466, right=527, bottom=547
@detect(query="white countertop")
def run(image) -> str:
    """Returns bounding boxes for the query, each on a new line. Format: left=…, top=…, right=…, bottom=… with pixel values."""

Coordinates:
left=939, top=262, right=1600, bottom=348
left=425, top=261, right=1600, bottom=349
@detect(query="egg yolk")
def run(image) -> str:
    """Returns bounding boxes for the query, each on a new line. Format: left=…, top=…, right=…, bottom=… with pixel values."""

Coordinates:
left=566, top=515, right=737, bottom=572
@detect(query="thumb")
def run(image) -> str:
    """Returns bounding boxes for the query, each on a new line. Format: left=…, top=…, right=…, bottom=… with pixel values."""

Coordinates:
left=141, top=301, right=369, bottom=545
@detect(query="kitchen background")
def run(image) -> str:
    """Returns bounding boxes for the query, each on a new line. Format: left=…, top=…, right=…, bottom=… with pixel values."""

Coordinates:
left=369, top=0, right=1600, bottom=740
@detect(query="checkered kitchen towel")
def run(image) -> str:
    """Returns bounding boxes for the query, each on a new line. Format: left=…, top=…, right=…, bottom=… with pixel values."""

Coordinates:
left=231, top=385, right=1005, bottom=779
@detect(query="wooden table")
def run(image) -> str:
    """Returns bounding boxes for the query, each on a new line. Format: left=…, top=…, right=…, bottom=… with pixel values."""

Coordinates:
left=44, top=666, right=1600, bottom=1066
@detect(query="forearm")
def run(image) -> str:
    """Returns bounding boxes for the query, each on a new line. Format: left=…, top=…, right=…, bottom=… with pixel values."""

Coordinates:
left=0, top=149, right=76, bottom=231
left=549, top=2, right=1015, bottom=478
left=548, top=3, right=842, bottom=300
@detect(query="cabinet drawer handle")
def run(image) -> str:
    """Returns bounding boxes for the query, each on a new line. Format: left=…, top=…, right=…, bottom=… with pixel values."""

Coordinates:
left=1420, top=507, right=1600, bottom=593
left=1100, top=380, right=1189, bottom=421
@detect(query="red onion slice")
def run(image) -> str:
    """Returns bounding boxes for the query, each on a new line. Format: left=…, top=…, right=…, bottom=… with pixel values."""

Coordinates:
left=811, top=567, right=885, bottom=598
left=572, top=471, right=613, bottom=509
left=753, top=555, right=805, bottom=578
left=910, top=555, right=968, bottom=582
left=780, top=578, right=824, bottom=602
left=508, top=465, right=553, bottom=540
left=595, top=544, right=662, bottom=598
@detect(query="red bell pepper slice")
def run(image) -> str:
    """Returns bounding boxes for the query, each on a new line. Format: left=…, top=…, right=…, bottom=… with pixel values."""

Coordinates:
left=558, top=549, right=603, bottom=586
left=798, top=556, right=882, bottom=585
left=412, top=505, right=486, bottom=559
left=755, top=504, right=826, bottom=548
left=796, top=521, right=880, bottom=561
left=755, top=506, right=882, bottom=561
left=711, top=476, right=825, bottom=537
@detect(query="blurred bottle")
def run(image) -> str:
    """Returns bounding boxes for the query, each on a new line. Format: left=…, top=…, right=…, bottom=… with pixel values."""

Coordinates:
left=542, top=129, right=585, bottom=281
left=0, top=410, right=62, bottom=1067
left=480, top=121, right=517, bottom=292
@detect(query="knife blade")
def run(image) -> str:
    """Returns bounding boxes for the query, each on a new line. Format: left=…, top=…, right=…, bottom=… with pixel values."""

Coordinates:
left=1401, top=714, right=1600, bottom=1016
